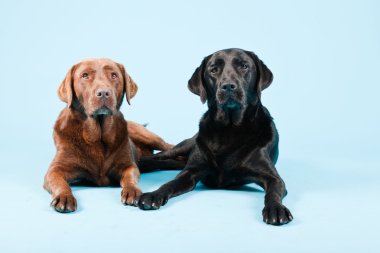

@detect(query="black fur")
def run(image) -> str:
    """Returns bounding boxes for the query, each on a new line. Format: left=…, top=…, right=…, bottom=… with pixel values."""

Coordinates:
left=138, top=49, right=293, bottom=225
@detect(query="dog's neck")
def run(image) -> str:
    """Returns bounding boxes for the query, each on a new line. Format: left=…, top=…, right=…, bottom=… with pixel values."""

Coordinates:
left=84, top=113, right=126, bottom=146
left=63, top=107, right=126, bottom=147
left=67, top=97, right=126, bottom=145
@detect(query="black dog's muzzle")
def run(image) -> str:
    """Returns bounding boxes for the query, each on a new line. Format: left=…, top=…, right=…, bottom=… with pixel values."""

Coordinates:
left=217, top=82, right=244, bottom=110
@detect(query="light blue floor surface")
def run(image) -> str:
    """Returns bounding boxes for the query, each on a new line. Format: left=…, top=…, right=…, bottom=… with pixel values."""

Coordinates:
left=1, top=155, right=379, bottom=253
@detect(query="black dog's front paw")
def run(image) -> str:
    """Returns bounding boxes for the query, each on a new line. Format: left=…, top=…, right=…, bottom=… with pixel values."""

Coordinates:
left=138, top=191, right=169, bottom=210
left=262, top=203, right=293, bottom=225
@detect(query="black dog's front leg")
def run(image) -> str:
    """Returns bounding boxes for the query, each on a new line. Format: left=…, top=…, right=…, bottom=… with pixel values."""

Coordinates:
left=244, top=160, right=293, bottom=225
left=261, top=175, right=293, bottom=225
left=138, top=165, right=205, bottom=210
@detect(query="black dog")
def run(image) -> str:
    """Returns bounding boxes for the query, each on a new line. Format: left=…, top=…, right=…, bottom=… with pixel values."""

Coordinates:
left=138, top=48, right=293, bottom=225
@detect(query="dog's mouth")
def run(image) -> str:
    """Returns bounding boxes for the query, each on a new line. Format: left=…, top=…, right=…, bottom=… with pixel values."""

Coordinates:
left=91, top=106, right=113, bottom=118
left=214, top=98, right=246, bottom=126
left=221, top=99, right=242, bottom=111
left=225, top=100, right=241, bottom=109
left=217, top=89, right=245, bottom=110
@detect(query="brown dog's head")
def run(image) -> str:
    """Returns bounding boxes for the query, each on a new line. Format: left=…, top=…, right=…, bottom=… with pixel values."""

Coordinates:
left=58, top=58, right=138, bottom=117
left=188, top=48, right=273, bottom=125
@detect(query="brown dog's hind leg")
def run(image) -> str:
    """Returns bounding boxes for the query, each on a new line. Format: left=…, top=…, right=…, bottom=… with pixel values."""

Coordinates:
left=127, top=121, right=173, bottom=151
left=43, top=168, right=77, bottom=213
left=120, top=164, right=142, bottom=206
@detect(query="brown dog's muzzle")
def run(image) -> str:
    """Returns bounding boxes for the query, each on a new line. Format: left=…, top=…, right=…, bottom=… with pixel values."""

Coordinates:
left=95, top=88, right=112, bottom=99
left=91, top=86, right=117, bottom=117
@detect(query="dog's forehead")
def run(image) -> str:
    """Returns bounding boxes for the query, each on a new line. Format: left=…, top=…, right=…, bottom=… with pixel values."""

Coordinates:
left=76, top=58, right=120, bottom=72
left=209, top=49, right=253, bottom=64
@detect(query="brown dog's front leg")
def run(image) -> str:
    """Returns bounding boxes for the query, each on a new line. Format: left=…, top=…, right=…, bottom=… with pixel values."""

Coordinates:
left=44, top=169, right=77, bottom=213
left=120, top=165, right=142, bottom=206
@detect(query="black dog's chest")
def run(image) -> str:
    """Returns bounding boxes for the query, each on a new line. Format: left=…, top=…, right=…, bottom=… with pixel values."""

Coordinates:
left=200, top=132, right=251, bottom=173
left=204, top=128, right=253, bottom=160
left=197, top=124, right=272, bottom=188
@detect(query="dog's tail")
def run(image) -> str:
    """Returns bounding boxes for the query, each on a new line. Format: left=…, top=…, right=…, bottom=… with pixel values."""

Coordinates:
left=138, top=158, right=186, bottom=173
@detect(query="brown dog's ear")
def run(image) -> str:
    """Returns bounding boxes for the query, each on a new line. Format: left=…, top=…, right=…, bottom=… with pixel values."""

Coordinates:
left=57, top=65, right=76, bottom=107
left=188, top=55, right=211, bottom=104
left=117, top=63, right=138, bottom=105
left=245, top=51, right=273, bottom=93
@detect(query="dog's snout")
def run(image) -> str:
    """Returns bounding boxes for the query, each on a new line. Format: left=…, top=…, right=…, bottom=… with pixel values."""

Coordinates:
left=95, top=88, right=111, bottom=98
left=221, top=83, right=237, bottom=91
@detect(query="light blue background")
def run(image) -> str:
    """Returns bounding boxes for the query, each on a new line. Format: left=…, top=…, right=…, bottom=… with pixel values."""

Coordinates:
left=1, top=0, right=379, bottom=252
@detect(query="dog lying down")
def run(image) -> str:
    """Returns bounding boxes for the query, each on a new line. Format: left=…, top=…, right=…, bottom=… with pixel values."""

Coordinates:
left=43, top=58, right=175, bottom=213
left=138, top=49, right=293, bottom=225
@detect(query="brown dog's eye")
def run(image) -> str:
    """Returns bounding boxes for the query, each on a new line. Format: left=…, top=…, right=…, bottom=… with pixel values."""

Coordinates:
left=81, top=73, right=89, bottom=79
left=111, top=72, right=118, bottom=79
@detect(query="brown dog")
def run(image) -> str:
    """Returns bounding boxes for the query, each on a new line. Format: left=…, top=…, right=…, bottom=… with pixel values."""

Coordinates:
left=44, top=58, right=172, bottom=213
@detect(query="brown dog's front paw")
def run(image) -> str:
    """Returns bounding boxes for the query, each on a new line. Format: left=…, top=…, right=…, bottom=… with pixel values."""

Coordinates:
left=121, top=186, right=142, bottom=206
left=262, top=203, right=293, bottom=225
left=50, top=193, right=77, bottom=213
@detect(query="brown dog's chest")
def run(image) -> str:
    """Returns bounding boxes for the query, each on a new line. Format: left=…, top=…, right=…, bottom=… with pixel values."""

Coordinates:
left=77, top=139, right=132, bottom=186
left=55, top=111, right=133, bottom=186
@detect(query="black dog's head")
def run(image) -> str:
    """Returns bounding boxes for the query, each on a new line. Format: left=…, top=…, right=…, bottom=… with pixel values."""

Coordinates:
left=188, top=48, right=273, bottom=125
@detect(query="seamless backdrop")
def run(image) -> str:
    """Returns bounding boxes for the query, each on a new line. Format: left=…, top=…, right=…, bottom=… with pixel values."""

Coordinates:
left=0, top=0, right=379, bottom=252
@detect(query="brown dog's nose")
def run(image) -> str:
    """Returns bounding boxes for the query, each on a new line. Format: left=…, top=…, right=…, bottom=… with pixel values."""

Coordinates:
left=221, top=83, right=237, bottom=91
left=95, top=88, right=111, bottom=98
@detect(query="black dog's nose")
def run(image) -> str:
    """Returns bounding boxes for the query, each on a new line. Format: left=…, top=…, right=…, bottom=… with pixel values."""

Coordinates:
left=95, top=89, right=111, bottom=98
left=221, top=83, right=237, bottom=91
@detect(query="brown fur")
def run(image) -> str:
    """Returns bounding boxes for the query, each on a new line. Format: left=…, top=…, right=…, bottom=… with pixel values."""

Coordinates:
left=43, top=58, right=172, bottom=213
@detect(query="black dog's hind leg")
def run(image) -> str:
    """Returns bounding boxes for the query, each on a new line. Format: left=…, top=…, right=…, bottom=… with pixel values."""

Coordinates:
left=138, top=136, right=196, bottom=172
left=147, top=135, right=197, bottom=160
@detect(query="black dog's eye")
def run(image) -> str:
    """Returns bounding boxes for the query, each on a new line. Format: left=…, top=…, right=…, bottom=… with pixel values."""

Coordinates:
left=81, top=73, right=89, bottom=79
left=111, top=72, right=118, bottom=79
left=240, top=63, right=248, bottom=70
left=210, top=67, right=218, bottom=74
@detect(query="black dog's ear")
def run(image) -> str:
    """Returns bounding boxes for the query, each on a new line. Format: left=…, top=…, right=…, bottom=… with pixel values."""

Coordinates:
left=188, top=55, right=211, bottom=104
left=245, top=51, right=273, bottom=93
